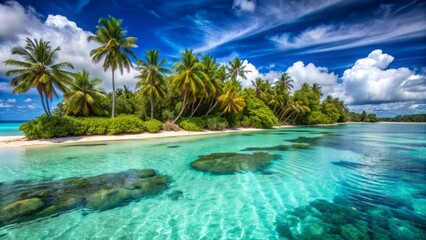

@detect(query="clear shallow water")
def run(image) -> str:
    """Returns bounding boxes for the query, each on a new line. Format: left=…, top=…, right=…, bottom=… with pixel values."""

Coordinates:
left=0, top=123, right=425, bottom=239
left=0, top=122, right=24, bottom=136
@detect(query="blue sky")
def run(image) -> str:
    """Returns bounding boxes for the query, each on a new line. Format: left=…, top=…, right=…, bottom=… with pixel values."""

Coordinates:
left=0, top=0, right=425, bottom=120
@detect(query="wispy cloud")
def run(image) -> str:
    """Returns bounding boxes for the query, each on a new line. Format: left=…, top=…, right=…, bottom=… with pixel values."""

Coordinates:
left=269, top=3, right=426, bottom=53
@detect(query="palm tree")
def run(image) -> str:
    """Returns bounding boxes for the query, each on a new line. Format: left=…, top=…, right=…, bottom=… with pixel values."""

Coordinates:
left=63, top=69, right=105, bottom=116
left=218, top=87, right=246, bottom=116
left=171, top=49, right=207, bottom=123
left=205, top=65, right=226, bottom=116
left=282, top=100, right=310, bottom=124
left=88, top=16, right=138, bottom=118
left=252, top=77, right=265, bottom=98
left=226, top=57, right=251, bottom=80
left=275, top=72, right=293, bottom=93
left=135, top=49, right=170, bottom=119
left=4, top=38, right=74, bottom=117
left=312, top=83, right=323, bottom=97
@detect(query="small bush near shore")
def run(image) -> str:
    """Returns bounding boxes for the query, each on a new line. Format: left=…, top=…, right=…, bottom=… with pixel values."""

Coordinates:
left=163, top=120, right=180, bottom=131
left=144, top=119, right=163, bottom=133
left=204, top=116, right=228, bottom=130
left=20, top=115, right=146, bottom=139
left=179, top=117, right=205, bottom=131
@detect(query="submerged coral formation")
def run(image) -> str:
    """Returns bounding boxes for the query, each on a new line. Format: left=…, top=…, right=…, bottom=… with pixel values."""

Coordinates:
left=276, top=198, right=425, bottom=240
left=242, top=143, right=310, bottom=151
left=190, top=152, right=281, bottom=174
left=0, top=169, right=169, bottom=227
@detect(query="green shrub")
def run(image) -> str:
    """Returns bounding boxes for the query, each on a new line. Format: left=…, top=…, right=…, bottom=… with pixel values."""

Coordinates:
left=144, top=119, right=163, bottom=133
left=20, top=115, right=146, bottom=139
left=305, top=111, right=333, bottom=125
left=179, top=117, right=205, bottom=131
left=242, top=97, right=278, bottom=128
left=19, top=115, right=76, bottom=139
left=204, top=116, right=228, bottom=130
left=107, top=115, right=145, bottom=135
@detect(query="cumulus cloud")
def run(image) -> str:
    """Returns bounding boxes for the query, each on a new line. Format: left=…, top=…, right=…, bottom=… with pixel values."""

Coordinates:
left=286, top=61, right=338, bottom=87
left=239, top=60, right=281, bottom=88
left=7, top=98, right=16, bottom=103
left=24, top=98, right=32, bottom=103
left=0, top=1, right=42, bottom=42
left=340, top=49, right=426, bottom=104
left=233, top=0, right=256, bottom=13
left=0, top=1, right=138, bottom=94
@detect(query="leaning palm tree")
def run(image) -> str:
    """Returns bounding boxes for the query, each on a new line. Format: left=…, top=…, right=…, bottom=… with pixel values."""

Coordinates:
left=218, top=87, right=246, bottom=116
left=63, top=69, right=105, bottom=116
left=226, top=57, right=251, bottom=80
left=171, top=49, right=207, bottom=123
left=135, top=49, right=170, bottom=119
left=88, top=16, right=138, bottom=118
left=4, top=38, right=74, bottom=116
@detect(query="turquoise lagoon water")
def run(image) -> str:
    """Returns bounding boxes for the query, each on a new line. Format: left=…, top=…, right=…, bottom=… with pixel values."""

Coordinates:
left=0, top=123, right=425, bottom=239
left=0, top=122, right=23, bottom=136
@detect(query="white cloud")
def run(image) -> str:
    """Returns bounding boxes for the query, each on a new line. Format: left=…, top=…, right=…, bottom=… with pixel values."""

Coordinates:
left=7, top=98, right=16, bottom=103
left=27, top=104, right=37, bottom=109
left=0, top=103, right=12, bottom=108
left=241, top=60, right=281, bottom=88
left=286, top=61, right=338, bottom=87
left=0, top=1, right=43, bottom=42
left=191, top=0, right=343, bottom=53
left=0, top=1, right=138, bottom=93
left=269, top=6, right=426, bottom=52
left=24, top=98, right=32, bottom=102
left=339, top=49, right=426, bottom=104
left=233, top=0, right=256, bottom=13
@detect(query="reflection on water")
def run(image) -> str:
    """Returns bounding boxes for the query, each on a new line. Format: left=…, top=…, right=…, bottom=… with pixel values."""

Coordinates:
left=0, top=123, right=425, bottom=239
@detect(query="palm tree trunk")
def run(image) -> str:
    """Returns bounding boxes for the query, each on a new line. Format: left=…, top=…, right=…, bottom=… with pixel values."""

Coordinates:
left=191, top=97, right=203, bottom=116
left=205, top=100, right=218, bottom=116
left=111, top=69, right=116, bottom=118
left=45, top=95, right=51, bottom=117
left=37, top=86, right=49, bottom=116
left=218, top=111, right=224, bottom=117
left=283, top=111, right=295, bottom=124
left=292, top=112, right=299, bottom=124
left=150, top=93, right=154, bottom=119
left=172, top=89, right=188, bottom=124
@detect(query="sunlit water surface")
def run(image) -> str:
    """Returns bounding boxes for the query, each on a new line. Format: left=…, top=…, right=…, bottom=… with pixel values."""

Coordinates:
left=0, top=123, right=425, bottom=239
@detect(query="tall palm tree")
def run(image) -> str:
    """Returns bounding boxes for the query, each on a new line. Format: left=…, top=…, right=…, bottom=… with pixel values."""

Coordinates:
left=226, top=57, right=251, bottom=80
left=88, top=16, right=138, bottom=118
left=275, top=72, right=293, bottom=93
left=171, top=49, right=207, bottom=123
left=135, top=49, right=170, bottom=119
left=4, top=38, right=74, bottom=117
left=218, top=87, right=246, bottom=116
left=63, top=69, right=105, bottom=116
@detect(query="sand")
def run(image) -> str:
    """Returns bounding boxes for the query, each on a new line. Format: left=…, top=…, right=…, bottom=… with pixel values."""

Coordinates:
left=0, top=126, right=294, bottom=149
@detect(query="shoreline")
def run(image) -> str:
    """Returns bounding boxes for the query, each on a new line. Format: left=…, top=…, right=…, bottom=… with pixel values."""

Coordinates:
left=1, top=121, right=424, bottom=149
left=0, top=126, right=294, bottom=149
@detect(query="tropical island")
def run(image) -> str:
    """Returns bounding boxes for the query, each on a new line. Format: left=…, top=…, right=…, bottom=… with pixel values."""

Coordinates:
left=4, top=16, right=378, bottom=141
left=0, top=1, right=425, bottom=239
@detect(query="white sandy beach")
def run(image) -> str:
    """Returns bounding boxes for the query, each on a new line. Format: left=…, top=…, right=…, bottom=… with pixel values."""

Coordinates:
left=0, top=126, right=294, bottom=149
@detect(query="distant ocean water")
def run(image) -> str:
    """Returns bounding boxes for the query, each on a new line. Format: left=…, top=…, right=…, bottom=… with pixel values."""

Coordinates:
left=0, top=121, right=25, bottom=136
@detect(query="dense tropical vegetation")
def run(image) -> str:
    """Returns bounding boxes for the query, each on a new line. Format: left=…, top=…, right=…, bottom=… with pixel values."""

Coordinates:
left=379, top=114, right=426, bottom=122
left=3, top=16, right=369, bottom=139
